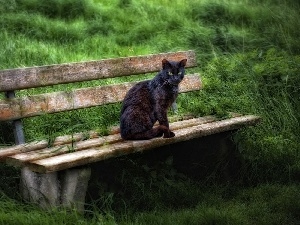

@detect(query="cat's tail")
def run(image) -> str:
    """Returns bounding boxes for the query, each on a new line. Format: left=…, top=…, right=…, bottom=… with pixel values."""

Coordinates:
left=121, top=125, right=175, bottom=140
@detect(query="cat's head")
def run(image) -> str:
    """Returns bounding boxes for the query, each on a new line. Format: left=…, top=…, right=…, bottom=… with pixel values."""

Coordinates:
left=161, top=58, right=187, bottom=85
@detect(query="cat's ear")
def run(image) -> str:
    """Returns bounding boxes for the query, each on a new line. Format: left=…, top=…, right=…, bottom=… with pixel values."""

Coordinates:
left=179, top=59, right=187, bottom=67
left=162, top=59, right=171, bottom=69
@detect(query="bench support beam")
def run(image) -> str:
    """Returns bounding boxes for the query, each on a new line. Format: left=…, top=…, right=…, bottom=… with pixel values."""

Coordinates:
left=5, top=91, right=25, bottom=144
left=61, top=167, right=91, bottom=212
left=20, top=167, right=91, bottom=213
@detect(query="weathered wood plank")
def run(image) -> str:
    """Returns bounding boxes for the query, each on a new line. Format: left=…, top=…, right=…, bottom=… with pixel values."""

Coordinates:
left=0, top=114, right=200, bottom=160
left=0, top=141, right=49, bottom=160
left=6, top=134, right=119, bottom=167
left=0, top=74, right=201, bottom=121
left=26, top=115, right=261, bottom=173
left=5, top=116, right=218, bottom=166
left=0, top=130, right=100, bottom=160
left=0, top=51, right=196, bottom=92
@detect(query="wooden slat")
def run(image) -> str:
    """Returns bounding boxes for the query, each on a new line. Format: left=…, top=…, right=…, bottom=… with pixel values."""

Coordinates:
left=5, top=134, right=120, bottom=167
left=25, top=115, right=261, bottom=173
left=0, top=113, right=199, bottom=160
left=0, top=141, right=49, bottom=160
left=0, top=74, right=201, bottom=121
left=0, top=130, right=100, bottom=160
left=0, top=51, right=196, bottom=92
left=5, top=116, right=218, bottom=166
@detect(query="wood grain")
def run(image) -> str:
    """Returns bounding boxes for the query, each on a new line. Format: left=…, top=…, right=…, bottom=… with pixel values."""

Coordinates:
left=0, top=51, right=196, bottom=92
left=4, top=115, right=217, bottom=166
left=25, top=115, right=261, bottom=173
left=0, top=74, right=201, bottom=121
left=0, top=114, right=204, bottom=160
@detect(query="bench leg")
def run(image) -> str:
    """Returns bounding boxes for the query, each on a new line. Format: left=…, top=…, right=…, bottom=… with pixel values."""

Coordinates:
left=60, top=167, right=91, bottom=213
left=20, top=166, right=91, bottom=213
left=20, top=167, right=60, bottom=208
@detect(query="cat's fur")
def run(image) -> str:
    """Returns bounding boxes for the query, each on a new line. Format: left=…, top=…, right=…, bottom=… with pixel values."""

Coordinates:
left=120, top=58, right=187, bottom=140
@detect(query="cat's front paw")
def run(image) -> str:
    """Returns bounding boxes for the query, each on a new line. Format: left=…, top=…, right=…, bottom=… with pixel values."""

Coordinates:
left=170, top=131, right=175, bottom=137
left=163, top=131, right=175, bottom=138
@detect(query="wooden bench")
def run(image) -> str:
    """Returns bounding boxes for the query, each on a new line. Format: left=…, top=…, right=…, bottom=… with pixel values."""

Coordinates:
left=0, top=50, right=260, bottom=212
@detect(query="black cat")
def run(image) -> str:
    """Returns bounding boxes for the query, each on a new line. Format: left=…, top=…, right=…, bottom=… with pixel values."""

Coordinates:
left=120, top=58, right=187, bottom=140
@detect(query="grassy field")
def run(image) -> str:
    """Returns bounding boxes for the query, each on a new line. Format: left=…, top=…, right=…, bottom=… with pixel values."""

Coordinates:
left=0, top=0, right=300, bottom=224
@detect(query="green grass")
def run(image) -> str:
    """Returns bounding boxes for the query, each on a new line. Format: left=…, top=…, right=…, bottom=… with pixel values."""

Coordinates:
left=126, top=183, right=300, bottom=225
left=0, top=0, right=300, bottom=224
left=1, top=183, right=300, bottom=225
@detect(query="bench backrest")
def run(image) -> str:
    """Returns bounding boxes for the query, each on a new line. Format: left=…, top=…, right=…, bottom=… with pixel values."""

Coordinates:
left=0, top=50, right=200, bottom=121
left=0, top=50, right=201, bottom=145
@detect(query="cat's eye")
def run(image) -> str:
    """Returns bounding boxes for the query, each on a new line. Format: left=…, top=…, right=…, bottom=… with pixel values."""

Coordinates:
left=168, top=71, right=173, bottom=76
left=178, top=72, right=182, bottom=75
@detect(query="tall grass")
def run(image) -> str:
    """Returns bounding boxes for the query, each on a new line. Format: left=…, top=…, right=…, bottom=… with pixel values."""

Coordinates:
left=1, top=183, right=299, bottom=224
left=1, top=0, right=300, bottom=224
left=200, top=49, right=300, bottom=183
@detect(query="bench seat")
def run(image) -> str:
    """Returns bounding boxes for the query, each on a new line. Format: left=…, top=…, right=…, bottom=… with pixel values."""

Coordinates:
left=1, top=114, right=260, bottom=173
